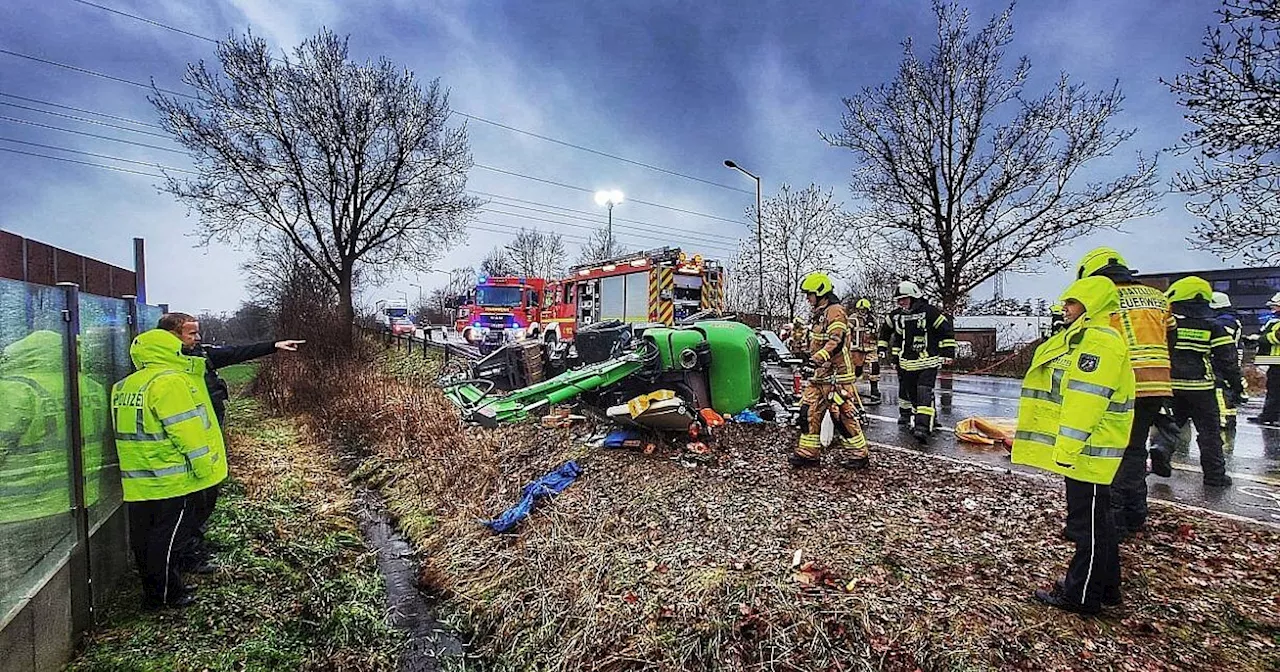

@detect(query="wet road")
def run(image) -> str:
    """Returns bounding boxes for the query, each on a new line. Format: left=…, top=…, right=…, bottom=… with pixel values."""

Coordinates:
left=857, top=371, right=1280, bottom=525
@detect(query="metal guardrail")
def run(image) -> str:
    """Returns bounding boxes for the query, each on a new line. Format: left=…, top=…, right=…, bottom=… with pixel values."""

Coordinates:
left=357, top=325, right=481, bottom=368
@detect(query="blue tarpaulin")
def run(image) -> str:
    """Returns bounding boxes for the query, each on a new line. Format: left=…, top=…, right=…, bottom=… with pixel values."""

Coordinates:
left=484, top=461, right=583, bottom=533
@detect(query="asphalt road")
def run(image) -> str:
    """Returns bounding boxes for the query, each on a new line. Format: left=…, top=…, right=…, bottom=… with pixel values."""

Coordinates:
left=857, top=371, right=1280, bottom=526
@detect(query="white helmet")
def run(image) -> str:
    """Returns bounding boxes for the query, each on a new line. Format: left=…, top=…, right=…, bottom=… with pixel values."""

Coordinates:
left=1209, top=291, right=1231, bottom=309
left=894, top=280, right=923, bottom=300
left=1270, top=292, right=1280, bottom=306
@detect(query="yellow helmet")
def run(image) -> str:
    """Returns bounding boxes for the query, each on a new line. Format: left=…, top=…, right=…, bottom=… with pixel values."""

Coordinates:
left=1166, top=276, right=1213, bottom=303
left=800, top=272, right=833, bottom=296
left=1076, top=247, right=1130, bottom=279
left=855, top=298, right=872, bottom=310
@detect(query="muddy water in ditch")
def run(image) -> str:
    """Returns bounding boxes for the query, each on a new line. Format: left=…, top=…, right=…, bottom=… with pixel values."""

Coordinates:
left=355, top=488, right=466, bottom=672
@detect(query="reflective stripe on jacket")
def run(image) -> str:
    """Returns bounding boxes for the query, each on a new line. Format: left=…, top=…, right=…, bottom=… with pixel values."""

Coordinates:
left=111, top=329, right=227, bottom=502
left=881, top=299, right=956, bottom=371
left=1013, top=277, right=1135, bottom=485
left=1169, top=300, right=1242, bottom=394
left=1112, top=282, right=1173, bottom=397
left=1258, top=316, right=1280, bottom=365
left=809, top=302, right=857, bottom=383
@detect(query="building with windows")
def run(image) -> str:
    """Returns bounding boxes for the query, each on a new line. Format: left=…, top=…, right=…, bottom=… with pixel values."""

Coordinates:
left=1132, top=266, right=1280, bottom=333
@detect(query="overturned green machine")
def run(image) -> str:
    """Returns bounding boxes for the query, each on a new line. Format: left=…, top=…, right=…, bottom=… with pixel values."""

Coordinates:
left=442, top=320, right=762, bottom=428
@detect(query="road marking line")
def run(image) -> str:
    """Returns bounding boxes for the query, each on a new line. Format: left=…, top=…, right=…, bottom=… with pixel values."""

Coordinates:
left=864, top=439, right=1280, bottom=531
left=862, top=415, right=1280, bottom=487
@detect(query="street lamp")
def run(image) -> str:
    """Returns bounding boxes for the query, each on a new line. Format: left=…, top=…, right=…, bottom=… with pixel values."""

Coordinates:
left=724, top=159, right=764, bottom=324
left=408, top=282, right=423, bottom=303
left=594, top=189, right=625, bottom=256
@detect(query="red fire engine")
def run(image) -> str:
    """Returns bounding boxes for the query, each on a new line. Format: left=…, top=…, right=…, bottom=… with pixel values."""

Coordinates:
left=539, top=247, right=725, bottom=345
left=456, top=276, right=548, bottom=352
left=457, top=248, right=725, bottom=352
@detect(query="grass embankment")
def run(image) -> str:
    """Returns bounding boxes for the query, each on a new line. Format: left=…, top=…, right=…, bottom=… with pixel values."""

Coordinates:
left=264, top=342, right=1280, bottom=671
left=69, top=362, right=404, bottom=672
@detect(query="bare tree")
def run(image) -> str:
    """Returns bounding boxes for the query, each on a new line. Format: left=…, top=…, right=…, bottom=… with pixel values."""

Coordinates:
left=735, top=184, right=844, bottom=324
left=504, top=228, right=566, bottom=278
left=822, top=1, right=1160, bottom=310
left=152, top=29, right=481, bottom=346
left=1167, top=0, right=1280, bottom=263
left=480, top=247, right=515, bottom=276
left=576, top=227, right=628, bottom=265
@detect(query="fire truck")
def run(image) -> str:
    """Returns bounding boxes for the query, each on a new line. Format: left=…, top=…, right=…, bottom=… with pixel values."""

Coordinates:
left=458, top=248, right=725, bottom=353
left=540, top=247, right=725, bottom=345
left=456, top=276, right=548, bottom=353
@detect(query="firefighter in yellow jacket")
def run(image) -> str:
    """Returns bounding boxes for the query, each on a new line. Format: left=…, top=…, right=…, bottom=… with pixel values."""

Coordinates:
left=1012, top=275, right=1133, bottom=615
left=792, top=272, right=869, bottom=469
left=850, top=298, right=882, bottom=404
left=1076, top=247, right=1172, bottom=539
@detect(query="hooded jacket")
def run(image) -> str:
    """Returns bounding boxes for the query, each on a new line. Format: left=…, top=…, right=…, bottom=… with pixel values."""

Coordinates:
left=1169, top=298, right=1242, bottom=394
left=1012, top=277, right=1135, bottom=485
left=111, top=329, right=227, bottom=502
left=0, top=330, right=109, bottom=523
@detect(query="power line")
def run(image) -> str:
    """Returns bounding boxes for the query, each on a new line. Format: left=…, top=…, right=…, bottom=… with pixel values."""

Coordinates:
left=0, top=115, right=189, bottom=154
left=0, top=136, right=195, bottom=173
left=0, top=100, right=172, bottom=138
left=0, top=145, right=163, bottom=177
left=0, top=92, right=162, bottom=128
left=480, top=207, right=738, bottom=255
left=0, top=50, right=747, bottom=227
left=473, top=163, right=743, bottom=225
left=0, top=48, right=197, bottom=99
left=70, top=0, right=219, bottom=43
left=454, top=112, right=751, bottom=195
left=66, top=0, right=752, bottom=197
left=475, top=193, right=733, bottom=246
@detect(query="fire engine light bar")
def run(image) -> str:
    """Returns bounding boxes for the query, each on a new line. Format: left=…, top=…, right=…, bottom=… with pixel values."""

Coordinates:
left=630, top=259, right=647, bottom=267
left=578, top=269, right=590, bottom=276
left=603, top=264, right=617, bottom=271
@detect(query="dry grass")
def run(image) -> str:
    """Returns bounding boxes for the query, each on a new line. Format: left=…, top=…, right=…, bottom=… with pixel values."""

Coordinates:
left=260, top=342, right=1280, bottom=672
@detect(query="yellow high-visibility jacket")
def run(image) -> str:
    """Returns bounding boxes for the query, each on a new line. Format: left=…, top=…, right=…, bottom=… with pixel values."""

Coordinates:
left=111, top=329, right=227, bottom=502
left=1012, top=277, right=1135, bottom=485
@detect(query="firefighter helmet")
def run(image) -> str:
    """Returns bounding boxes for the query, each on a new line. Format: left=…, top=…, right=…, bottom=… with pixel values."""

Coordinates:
left=894, top=280, right=923, bottom=300
left=855, top=298, right=872, bottom=310
left=1166, top=276, right=1213, bottom=303
left=1076, top=247, right=1131, bottom=279
left=1269, top=292, right=1280, bottom=306
left=800, top=272, right=834, bottom=296
left=1209, top=291, right=1232, bottom=309
left=793, top=317, right=805, bottom=327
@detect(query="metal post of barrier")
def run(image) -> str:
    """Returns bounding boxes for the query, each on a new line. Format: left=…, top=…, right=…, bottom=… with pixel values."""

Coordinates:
left=58, top=282, right=95, bottom=630
left=123, top=294, right=139, bottom=343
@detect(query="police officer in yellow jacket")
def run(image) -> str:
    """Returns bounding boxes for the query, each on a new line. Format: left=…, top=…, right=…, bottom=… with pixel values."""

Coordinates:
left=792, top=272, right=870, bottom=469
left=1013, top=275, right=1133, bottom=615
left=112, top=328, right=228, bottom=608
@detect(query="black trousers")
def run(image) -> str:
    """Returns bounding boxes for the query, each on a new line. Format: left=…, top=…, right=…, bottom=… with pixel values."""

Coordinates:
left=897, top=367, right=939, bottom=430
left=177, top=484, right=221, bottom=569
left=1260, top=366, right=1280, bottom=422
left=128, top=490, right=206, bottom=605
left=1111, top=396, right=1164, bottom=534
left=1170, top=389, right=1228, bottom=479
left=1061, top=477, right=1121, bottom=608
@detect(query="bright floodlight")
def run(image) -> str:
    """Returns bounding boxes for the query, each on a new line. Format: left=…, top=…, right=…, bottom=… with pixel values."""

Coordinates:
left=594, top=189, right=624, bottom=207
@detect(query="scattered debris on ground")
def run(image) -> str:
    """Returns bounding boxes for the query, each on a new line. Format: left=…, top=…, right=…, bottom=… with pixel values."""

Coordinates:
left=274, top=344, right=1280, bottom=671
left=69, top=372, right=405, bottom=672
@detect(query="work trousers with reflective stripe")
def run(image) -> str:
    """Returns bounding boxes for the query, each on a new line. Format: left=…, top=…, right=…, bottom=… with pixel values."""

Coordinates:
left=1111, top=397, right=1164, bottom=535
left=1062, top=477, right=1120, bottom=609
left=897, top=367, right=938, bottom=431
left=798, top=382, right=867, bottom=459
left=1260, top=366, right=1280, bottom=422
left=1169, top=389, right=1228, bottom=480
left=128, top=489, right=208, bottom=605
left=852, top=350, right=880, bottom=383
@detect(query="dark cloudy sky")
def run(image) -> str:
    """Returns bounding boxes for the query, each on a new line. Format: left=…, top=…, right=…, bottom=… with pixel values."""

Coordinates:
left=0, top=0, right=1225, bottom=312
